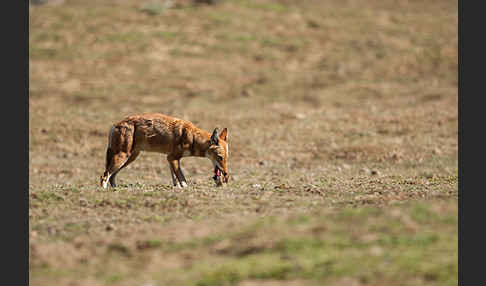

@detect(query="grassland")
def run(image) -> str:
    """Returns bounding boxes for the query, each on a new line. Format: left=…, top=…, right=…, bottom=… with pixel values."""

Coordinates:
left=29, top=0, right=458, bottom=285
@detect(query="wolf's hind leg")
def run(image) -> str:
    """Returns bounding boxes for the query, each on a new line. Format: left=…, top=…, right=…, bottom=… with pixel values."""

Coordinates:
left=167, top=155, right=186, bottom=188
left=101, top=152, right=130, bottom=188
left=108, top=150, right=140, bottom=187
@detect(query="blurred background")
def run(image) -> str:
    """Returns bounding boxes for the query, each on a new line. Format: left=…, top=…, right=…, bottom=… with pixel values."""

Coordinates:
left=29, top=0, right=458, bottom=187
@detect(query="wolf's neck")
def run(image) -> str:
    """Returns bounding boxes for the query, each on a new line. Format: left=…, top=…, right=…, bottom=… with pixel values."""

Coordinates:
left=190, top=128, right=212, bottom=157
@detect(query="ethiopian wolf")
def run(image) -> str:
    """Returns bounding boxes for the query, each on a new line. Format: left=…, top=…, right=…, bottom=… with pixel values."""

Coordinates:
left=100, top=113, right=229, bottom=188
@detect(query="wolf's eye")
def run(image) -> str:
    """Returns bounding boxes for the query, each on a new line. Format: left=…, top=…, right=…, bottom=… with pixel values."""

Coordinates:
left=217, top=155, right=223, bottom=161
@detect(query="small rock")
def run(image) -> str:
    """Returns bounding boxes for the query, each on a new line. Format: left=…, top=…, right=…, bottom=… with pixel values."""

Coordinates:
left=254, top=54, right=264, bottom=62
left=391, top=152, right=402, bottom=160
left=252, top=184, right=261, bottom=189
left=307, top=19, right=320, bottom=29
left=241, top=88, right=253, bottom=97
left=79, top=198, right=88, bottom=207
left=47, top=227, right=56, bottom=235
left=295, top=113, right=306, bottom=119
left=258, top=161, right=265, bottom=166
left=106, top=224, right=116, bottom=231
left=371, top=170, right=380, bottom=175
left=433, top=148, right=442, bottom=155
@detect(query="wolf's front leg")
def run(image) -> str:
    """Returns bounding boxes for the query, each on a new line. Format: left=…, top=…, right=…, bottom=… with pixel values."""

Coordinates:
left=167, top=156, right=187, bottom=188
left=169, top=166, right=181, bottom=188
left=177, top=159, right=188, bottom=187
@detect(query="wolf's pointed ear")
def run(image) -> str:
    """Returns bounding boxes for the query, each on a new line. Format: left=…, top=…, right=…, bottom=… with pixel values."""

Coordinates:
left=219, top=128, right=228, bottom=141
left=210, top=128, right=220, bottom=145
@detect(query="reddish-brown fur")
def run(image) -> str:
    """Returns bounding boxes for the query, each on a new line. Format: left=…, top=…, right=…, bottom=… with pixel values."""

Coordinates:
left=100, top=113, right=229, bottom=188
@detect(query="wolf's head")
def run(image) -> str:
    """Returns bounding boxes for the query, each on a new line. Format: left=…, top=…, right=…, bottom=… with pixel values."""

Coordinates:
left=207, top=127, right=229, bottom=185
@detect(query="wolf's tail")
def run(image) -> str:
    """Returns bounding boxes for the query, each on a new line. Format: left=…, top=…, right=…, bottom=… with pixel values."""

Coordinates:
left=105, top=126, right=116, bottom=170
left=104, top=121, right=137, bottom=169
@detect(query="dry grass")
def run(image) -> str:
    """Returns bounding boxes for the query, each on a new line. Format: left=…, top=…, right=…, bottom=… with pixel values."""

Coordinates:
left=29, top=0, right=458, bottom=285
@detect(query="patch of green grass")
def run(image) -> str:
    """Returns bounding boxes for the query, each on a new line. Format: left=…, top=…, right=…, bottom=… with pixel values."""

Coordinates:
left=29, top=45, right=58, bottom=59
left=169, top=47, right=204, bottom=57
left=152, top=30, right=181, bottom=40
left=31, top=190, right=65, bottom=202
left=410, top=203, right=438, bottom=223
left=136, top=239, right=163, bottom=249
left=104, top=31, right=147, bottom=43
left=377, top=232, right=440, bottom=248
left=140, top=1, right=168, bottom=16
left=241, top=1, right=290, bottom=13
left=207, top=11, right=234, bottom=26
left=104, top=274, right=123, bottom=284
left=181, top=203, right=456, bottom=285
left=195, top=254, right=295, bottom=286
left=29, top=43, right=80, bottom=60
left=214, top=32, right=257, bottom=44
left=31, top=32, right=63, bottom=43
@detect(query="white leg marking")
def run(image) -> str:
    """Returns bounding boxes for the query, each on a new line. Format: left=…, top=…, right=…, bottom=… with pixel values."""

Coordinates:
left=102, top=173, right=112, bottom=189
left=170, top=167, right=180, bottom=187
left=103, top=156, right=129, bottom=189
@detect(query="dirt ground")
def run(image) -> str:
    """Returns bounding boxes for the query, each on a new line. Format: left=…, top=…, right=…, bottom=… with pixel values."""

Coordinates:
left=29, top=0, right=458, bottom=285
